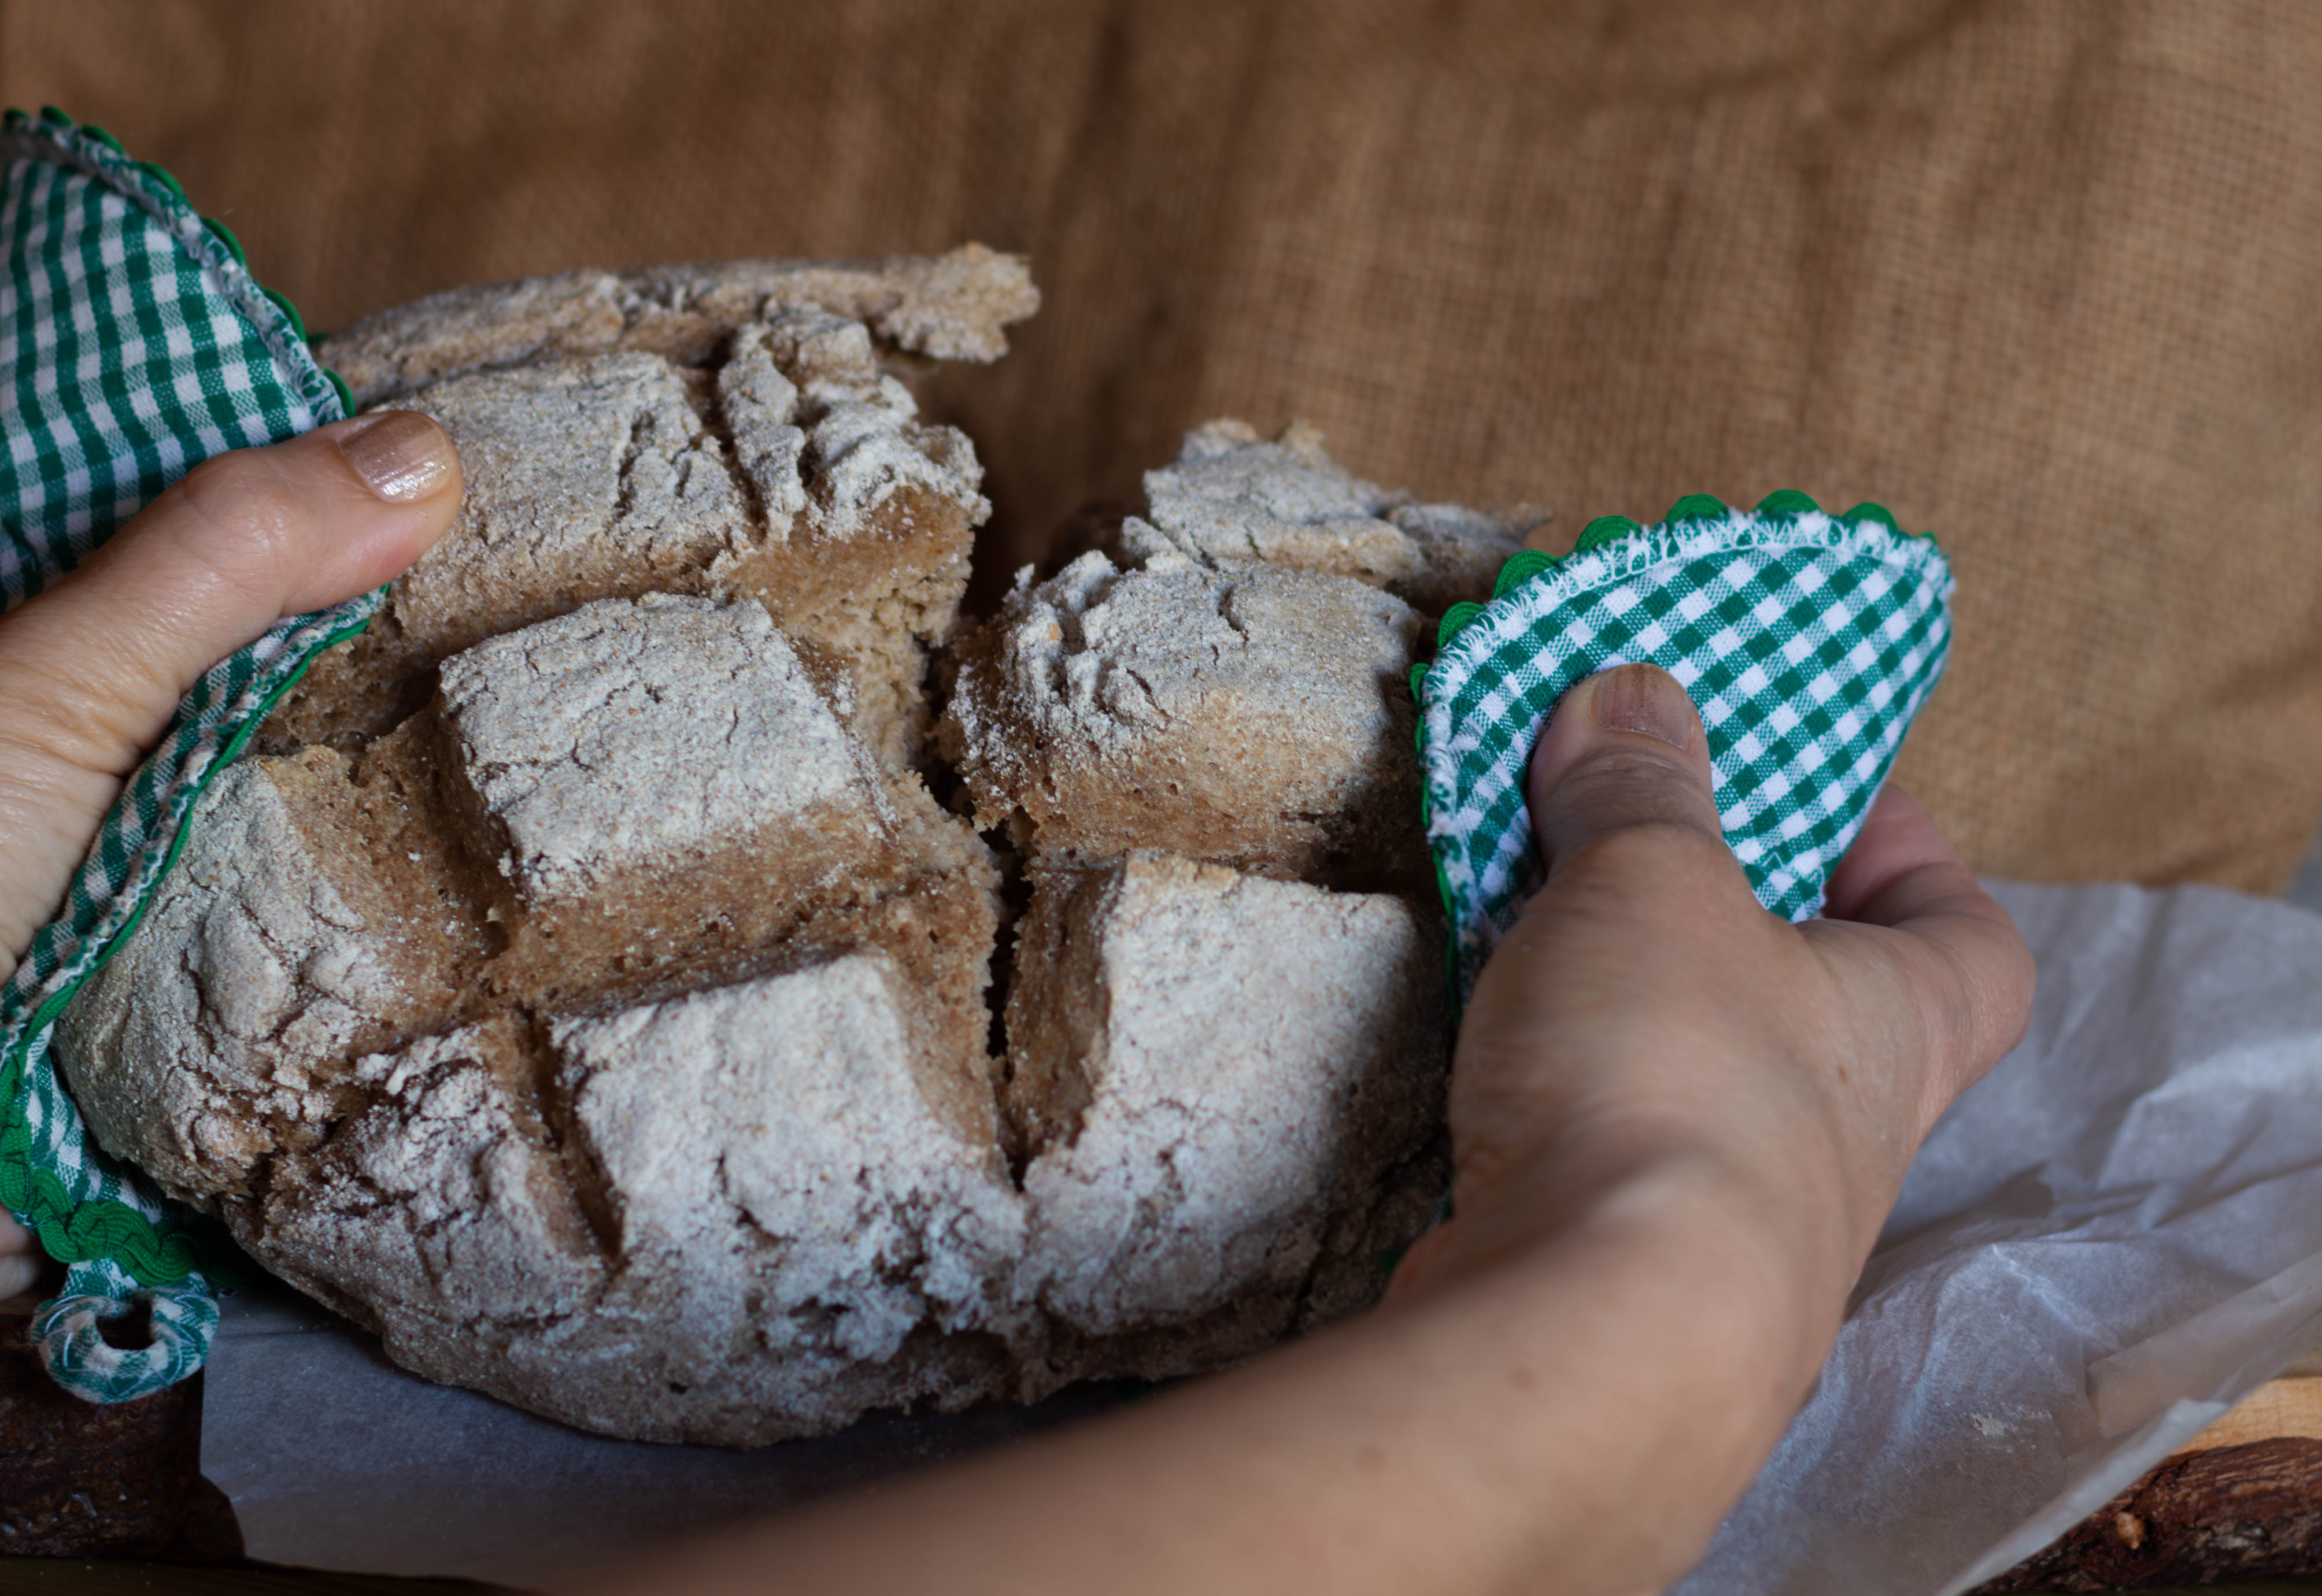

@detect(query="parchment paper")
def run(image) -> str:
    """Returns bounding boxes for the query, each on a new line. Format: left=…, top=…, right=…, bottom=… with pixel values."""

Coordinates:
left=1678, top=880, right=2322, bottom=1594
left=202, top=879, right=2322, bottom=1592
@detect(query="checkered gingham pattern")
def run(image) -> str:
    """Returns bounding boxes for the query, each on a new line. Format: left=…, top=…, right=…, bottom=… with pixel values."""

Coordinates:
left=1416, top=498, right=1954, bottom=1008
left=0, top=108, right=365, bottom=1402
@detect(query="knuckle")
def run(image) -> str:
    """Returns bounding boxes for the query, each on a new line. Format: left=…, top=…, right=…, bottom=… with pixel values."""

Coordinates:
left=1921, top=917, right=2038, bottom=1082
left=1535, top=739, right=1735, bottom=891
left=158, top=450, right=309, bottom=600
left=1550, top=750, right=1715, bottom=823
left=1562, top=810, right=1730, bottom=876
left=1977, top=932, right=2040, bottom=1053
left=172, top=446, right=274, bottom=506
left=169, top=451, right=301, bottom=545
left=1562, top=743, right=1702, bottom=791
left=1445, top=1087, right=1554, bottom=1205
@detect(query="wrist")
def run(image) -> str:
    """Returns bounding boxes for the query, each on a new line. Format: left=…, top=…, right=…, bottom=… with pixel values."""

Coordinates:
left=1444, top=991, right=1929, bottom=1279
left=1365, top=1140, right=1864, bottom=1593
left=1402, top=1101, right=1875, bottom=1363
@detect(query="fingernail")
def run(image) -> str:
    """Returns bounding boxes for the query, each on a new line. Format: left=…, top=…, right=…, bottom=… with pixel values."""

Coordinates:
left=337, top=411, right=455, bottom=502
left=1590, top=663, right=1695, bottom=751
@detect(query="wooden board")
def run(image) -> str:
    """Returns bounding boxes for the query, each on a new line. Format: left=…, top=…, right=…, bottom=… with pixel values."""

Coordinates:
left=2190, top=1377, right=2322, bottom=1454
left=1975, top=1376, right=2322, bottom=1590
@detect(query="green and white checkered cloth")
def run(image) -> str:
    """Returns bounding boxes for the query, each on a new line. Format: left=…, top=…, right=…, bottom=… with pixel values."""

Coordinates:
left=1415, top=492, right=1954, bottom=1007
left=1, top=107, right=365, bottom=1402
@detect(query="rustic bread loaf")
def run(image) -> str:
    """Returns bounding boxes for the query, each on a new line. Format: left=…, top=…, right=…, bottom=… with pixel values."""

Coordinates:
left=53, top=257, right=1509, bottom=1446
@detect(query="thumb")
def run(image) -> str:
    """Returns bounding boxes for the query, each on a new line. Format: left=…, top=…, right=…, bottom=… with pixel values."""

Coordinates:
left=1525, top=662, right=1728, bottom=875
left=1388, top=665, right=1748, bottom=1302
left=0, top=413, right=462, bottom=975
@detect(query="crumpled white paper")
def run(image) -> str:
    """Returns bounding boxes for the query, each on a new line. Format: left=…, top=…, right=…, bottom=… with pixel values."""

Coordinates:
left=1677, top=880, right=2322, bottom=1594
left=203, top=879, right=2322, bottom=1591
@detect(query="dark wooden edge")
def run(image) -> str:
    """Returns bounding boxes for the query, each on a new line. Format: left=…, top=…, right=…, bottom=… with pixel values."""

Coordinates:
left=1971, top=1439, right=2322, bottom=1591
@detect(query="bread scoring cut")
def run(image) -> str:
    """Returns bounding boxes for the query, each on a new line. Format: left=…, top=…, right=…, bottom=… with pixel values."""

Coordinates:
left=1009, top=853, right=1448, bottom=1370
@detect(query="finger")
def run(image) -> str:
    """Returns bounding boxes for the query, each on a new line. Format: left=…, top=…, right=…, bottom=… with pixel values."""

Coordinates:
left=1821, top=786, right=1983, bottom=927
left=1821, top=787, right=2027, bottom=1014
left=1525, top=662, right=1729, bottom=873
left=0, top=413, right=461, bottom=971
left=1810, top=786, right=2037, bottom=1114
left=0, top=412, right=459, bottom=766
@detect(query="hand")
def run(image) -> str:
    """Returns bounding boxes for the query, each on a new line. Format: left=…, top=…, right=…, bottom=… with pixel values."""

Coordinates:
left=1378, top=661, right=2036, bottom=1588
left=618, top=662, right=2033, bottom=1596
left=0, top=413, right=461, bottom=1302
left=1396, top=660, right=2035, bottom=1302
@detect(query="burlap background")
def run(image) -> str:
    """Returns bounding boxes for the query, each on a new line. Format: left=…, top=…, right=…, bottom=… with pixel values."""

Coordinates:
left=5, top=0, right=2319, bottom=890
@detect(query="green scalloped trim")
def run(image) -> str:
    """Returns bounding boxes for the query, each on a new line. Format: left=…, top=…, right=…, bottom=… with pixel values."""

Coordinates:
left=1415, top=491, right=1939, bottom=683
left=1436, top=601, right=1485, bottom=649
left=1491, top=549, right=1556, bottom=599
left=265, top=287, right=307, bottom=342
left=1413, top=494, right=1934, bottom=676
left=1574, top=513, right=1641, bottom=553
left=2, top=106, right=358, bottom=436
left=1663, top=493, right=1730, bottom=524
left=202, top=215, right=246, bottom=266
left=0, top=106, right=374, bottom=1290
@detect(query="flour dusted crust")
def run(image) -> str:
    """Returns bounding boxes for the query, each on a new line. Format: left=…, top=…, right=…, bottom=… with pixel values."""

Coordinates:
left=1118, top=419, right=1552, bottom=615
left=55, top=258, right=1522, bottom=1446
left=1008, top=853, right=1448, bottom=1368
left=264, top=960, right=1030, bottom=1441
left=942, top=554, right=1430, bottom=889
left=941, top=420, right=1556, bottom=891
left=320, top=244, right=1042, bottom=407
left=434, top=595, right=882, bottom=910
left=266, top=256, right=1018, bottom=769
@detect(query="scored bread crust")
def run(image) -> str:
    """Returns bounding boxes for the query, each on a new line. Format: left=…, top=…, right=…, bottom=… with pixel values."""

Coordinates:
left=56, top=254, right=1538, bottom=1446
left=266, top=291, right=993, bottom=771
left=940, top=551, right=1432, bottom=891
